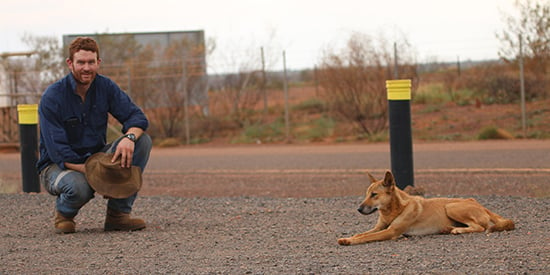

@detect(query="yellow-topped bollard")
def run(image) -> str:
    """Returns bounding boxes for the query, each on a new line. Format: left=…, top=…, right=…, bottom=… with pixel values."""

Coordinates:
left=17, top=104, right=40, bottom=193
left=386, top=79, right=412, bottom=100
left=17, top=104, right=39, bottom=124
left=385, top=79, right=414, bottom=190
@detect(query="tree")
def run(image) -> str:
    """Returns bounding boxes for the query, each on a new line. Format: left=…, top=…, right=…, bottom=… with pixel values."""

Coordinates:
left=2, top=33, right=66, bottom=105
left=146, top=38, right=207, bottom=139
left=0, top=34, right=64, bottom=105
left=317, top=32, right=417, bottom=137
left=208, top=37, right=264, bottom=125
left=497, top=0, right=550, bottom=97
left=22, top=33, right=66, bottom=86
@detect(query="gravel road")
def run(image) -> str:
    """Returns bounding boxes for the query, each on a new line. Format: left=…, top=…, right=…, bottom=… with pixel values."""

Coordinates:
left=0, top=193, right=548, bottom=274
left=1, top=141, right=549, bottom=274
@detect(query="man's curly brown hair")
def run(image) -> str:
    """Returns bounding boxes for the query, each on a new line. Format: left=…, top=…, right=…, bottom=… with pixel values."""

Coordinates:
left=68, top=37, right=100, bottom=61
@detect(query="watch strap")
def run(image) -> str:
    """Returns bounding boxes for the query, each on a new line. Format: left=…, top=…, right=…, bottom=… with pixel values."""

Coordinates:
left=123, top=133, right=136, bottom=142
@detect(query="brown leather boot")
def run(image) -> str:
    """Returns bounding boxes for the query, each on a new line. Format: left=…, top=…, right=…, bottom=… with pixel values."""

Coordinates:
left=104, top=207, right=146, bottom=231
left=55, top=211, right=76, bottom=234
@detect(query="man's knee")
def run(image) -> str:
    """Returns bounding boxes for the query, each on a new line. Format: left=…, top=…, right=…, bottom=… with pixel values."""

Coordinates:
left=71, top=180, right=95, bottom=202
left=133, top=133, right=152, bottom=169
left=60, top=172, right=94, bottom=203
left=136, top=133, right=152, bottom=153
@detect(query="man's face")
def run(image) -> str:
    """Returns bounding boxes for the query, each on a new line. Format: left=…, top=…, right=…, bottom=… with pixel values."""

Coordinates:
left=66, top=50, right=100, bottom=85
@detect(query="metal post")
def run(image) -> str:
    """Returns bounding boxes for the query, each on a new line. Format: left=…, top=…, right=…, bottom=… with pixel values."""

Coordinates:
left=518, top=34, right=526, bottom=138
left=17, top=104, right=40, bottom=193
left=282, top=51, right=290, bottom=141
left=183, top=55, right=190, bottom=145
left=261, top=47, right=267, bottom=115
left=393, top=42, right=399, bottom=79
left=386, top=80, right=413, bottom=189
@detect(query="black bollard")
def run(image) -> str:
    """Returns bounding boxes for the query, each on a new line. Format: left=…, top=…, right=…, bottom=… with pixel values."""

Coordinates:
left=17, top=104, right=40, bottom=193
left=386, top=80, right=414, bottom=190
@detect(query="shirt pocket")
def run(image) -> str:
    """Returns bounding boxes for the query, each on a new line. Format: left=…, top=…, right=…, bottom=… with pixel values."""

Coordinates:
left=63, top=116, right=84, bottom=144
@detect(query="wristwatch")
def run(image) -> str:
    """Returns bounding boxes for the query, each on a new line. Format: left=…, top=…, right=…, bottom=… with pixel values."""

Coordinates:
left=123, top=133, right=136, bottom=142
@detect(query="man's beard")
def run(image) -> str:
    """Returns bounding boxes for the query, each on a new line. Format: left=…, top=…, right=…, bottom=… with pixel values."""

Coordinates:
left=72, top=66, right=95, bottom=85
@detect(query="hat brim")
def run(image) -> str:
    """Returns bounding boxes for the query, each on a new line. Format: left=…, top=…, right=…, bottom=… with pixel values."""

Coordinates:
left=85, top=153, right=142, bottom=199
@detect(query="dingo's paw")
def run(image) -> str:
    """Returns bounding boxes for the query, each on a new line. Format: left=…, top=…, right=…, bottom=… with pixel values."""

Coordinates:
left=451, top=228, right=462, bottom=234
left=338, top=238, right=351, bottom=245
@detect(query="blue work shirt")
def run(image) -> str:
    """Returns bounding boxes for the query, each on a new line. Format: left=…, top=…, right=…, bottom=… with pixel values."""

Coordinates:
left=37, top=73, right=148, bottom=172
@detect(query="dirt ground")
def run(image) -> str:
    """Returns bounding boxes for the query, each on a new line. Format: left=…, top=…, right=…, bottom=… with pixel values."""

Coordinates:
left=1, top=141, right=549, bottom=274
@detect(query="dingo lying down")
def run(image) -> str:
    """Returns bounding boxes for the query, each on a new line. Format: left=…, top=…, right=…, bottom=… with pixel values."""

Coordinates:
left=338, top=171, right=515, bottom=245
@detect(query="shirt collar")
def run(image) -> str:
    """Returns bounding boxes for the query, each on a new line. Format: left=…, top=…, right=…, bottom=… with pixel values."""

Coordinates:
left=68, top=73, right=78, bottom=94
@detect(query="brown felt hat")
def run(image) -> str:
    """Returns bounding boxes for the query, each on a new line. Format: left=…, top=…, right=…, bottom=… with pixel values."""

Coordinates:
left=84, top=152, right=142, bottom=199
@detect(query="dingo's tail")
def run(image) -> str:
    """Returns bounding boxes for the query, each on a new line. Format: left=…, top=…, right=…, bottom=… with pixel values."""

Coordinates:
left=487, top=210, right=515, bottom=232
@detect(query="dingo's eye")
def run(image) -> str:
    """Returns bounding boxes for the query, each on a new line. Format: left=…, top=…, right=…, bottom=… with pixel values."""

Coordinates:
left=370, top=193, right=377, bottom=198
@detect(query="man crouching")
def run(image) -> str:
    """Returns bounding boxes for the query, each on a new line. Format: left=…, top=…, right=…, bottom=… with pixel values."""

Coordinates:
left=37, top=37, right=152, bottom=234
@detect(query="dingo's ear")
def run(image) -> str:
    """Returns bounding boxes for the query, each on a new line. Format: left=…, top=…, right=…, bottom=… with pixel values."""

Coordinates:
left=366, top=172, right=377, bottom=183
left=383, top=170, right=395, bottom=187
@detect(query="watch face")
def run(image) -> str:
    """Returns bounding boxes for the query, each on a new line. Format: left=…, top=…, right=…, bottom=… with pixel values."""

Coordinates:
left=126, top=134, right=136, bottom=141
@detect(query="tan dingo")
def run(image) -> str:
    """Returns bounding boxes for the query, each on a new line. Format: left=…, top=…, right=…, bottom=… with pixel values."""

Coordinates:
left=338, top=171, right=515, bottom=245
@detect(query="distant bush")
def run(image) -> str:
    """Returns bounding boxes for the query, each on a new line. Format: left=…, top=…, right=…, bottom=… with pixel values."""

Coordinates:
left=233, top=120, right=285, bottom=144
left=292, top=99, right=327, bottom=113
left=457, top=63, right=543, bottom=104
left=477, top=126, right=514, bottom=140
left=481, top=74, right=538, bottom=104
left=414, top=81, right=477, bottom=106
left=317, top=32, right=417, bottom=137
left=414, top=83, right=451, bottom=104
left=192, top=115, right=240, bottom=140
left=304, top=116, right=335, bottom=141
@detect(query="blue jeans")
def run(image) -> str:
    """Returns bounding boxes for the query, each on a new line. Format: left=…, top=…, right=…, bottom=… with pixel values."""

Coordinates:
left=39, top=134, right=152, bottom=218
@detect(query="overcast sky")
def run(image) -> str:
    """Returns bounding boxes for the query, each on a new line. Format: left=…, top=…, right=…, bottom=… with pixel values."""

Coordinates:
left=1, top=0, right=518, bottom=72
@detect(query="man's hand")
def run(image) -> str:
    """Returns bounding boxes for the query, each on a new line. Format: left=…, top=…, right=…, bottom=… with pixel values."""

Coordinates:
left=112, top=137, right=135, bottom=168
left=64, top=163, right=86, bottom=174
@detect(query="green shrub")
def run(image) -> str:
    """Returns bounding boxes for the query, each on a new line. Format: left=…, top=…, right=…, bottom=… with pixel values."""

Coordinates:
left=304, top=116, right=335, bottom=141
left=477, top=126, right=514, bottom=140
left=292, top=98, right=327, bottom=113
left=234, top=120, right=285, bottom=143
left=453, top=89, right=476, bottom=106
left=367, top=131, right=389, bottom=142
left=527, top=130, right=550, bottom=139
left=414, top=84, right=450, bottom=104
